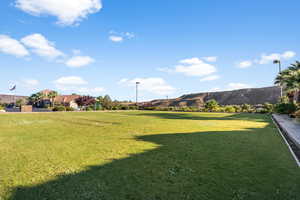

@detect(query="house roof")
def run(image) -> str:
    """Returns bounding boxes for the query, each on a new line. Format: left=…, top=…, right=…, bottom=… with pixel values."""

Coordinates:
left=54, top=95, right=81, bottom=104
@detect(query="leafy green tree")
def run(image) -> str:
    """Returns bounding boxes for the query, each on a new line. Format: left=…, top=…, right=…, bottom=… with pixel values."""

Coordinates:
left=204, top=99, right=219, bottom=112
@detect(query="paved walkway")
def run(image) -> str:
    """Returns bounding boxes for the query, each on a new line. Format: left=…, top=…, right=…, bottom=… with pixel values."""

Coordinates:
left=273, top=114, right=300, bottom=149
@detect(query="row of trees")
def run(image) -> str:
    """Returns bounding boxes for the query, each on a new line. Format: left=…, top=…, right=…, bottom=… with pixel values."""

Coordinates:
left=28, top=91, right=58, bottom=107
left=274, top=61, right=300, bottom=117
left=275, top=61, right=300, bottom=103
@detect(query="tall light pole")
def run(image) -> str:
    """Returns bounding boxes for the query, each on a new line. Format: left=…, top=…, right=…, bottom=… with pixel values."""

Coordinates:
left=273, top=59, right=283, bottom=98
left=135, top=82, right=140, bottom=106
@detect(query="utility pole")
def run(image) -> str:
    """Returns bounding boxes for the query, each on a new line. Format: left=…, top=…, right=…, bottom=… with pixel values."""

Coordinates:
left=273, top=60, right=283, bottom=98
left=135, top=82, right=140, bottom=106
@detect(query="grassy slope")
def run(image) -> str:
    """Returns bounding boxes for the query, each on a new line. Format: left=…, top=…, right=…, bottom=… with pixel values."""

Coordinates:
left=0, top=111, right=299, bottom=200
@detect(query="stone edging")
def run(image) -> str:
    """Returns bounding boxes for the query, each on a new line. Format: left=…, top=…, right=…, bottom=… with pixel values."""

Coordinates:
left=271, top=115, right=300, bottom=167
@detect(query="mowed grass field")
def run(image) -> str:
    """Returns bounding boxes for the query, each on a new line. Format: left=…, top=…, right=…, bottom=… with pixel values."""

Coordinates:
left=1, top=111, right=300, bottom=200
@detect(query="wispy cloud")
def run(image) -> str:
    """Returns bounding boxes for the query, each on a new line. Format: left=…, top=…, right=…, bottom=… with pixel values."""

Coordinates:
left=109, top=30, right=135, bottom=42
left=65, top=56, right=95, bottom=68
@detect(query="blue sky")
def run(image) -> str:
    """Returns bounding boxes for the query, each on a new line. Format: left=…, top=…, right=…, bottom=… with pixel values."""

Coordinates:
left=0, top=0, right=299, bottom=101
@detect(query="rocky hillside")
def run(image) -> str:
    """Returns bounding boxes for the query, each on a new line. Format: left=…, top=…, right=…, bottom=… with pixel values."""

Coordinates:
left=148, top=86, right=281, bottom=107
left=0, top=94, right=28, bottom=104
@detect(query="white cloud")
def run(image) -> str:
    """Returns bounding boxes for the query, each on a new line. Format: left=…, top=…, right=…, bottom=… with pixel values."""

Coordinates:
left=0, top=35, right=29, bottom=57
left=258, top=51, right=296, bottom=64
left=109, top=31, right=135, bottom=42
left=21, top=33, right=63, bottom=59
left=109, top=36, right=123, bottom=43
left=54, top=76, right=104, bottom=96
left=179, top=57, right=202, bottom=65
left=200, top=75, right=220, bottom=82
left=119, top=77, right=175, bottom=95
left=15, top=0, right=102, bottom=26
left=77, top=87, right=105, bottom=95
left=238, top=60, right=252, bottom=68
left=175, top=57, right=217, bottom=77
left=202, top=56, right=217, bottom=62
left=66, top=56, right=94, bottom=68
left=125, top=32, right=135, bottom=39
left=282, top=51, right=296, bottom=59
left=54, top=76, right=88, bottom=86
left=227, top=83, right=252, bottom=90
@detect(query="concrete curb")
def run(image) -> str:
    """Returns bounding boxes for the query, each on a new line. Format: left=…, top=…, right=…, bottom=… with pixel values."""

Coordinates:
left=271, top=115, right=300, bottom=167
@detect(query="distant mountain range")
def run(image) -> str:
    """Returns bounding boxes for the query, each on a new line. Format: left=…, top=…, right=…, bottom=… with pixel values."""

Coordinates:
left=148, top=86, right=281, bottom=107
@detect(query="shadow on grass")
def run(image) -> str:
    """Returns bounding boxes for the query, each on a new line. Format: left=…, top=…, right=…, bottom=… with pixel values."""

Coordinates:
left=129, top=112, right=269, bottom=122
left=9, top=123, right=300, bottom=200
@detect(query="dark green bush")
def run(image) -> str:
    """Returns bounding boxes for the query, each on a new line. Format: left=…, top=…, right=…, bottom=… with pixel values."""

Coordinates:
left=66, top=107, right=75, bottom=112
left=274, top=103, right=297, bottom=114
left=52, top=106, right=66, bottom=112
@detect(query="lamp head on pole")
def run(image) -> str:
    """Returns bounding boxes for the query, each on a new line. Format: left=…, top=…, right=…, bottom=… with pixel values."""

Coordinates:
left=273, top=60, right=281, bottom=65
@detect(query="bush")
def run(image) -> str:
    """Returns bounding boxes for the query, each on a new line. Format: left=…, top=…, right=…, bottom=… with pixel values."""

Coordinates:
left=274, top=103, right=297, bottom=114
left=205, top=100, right=220, bottom=112
left=86, top=106, right=94, bottom=111
left=52, top=106, right=66, bottom=112
left=233, top=105, right=242, bottom=113
left=66, top=107, right=75, bottom=112
left=224, top=106, right=236, bottom=113
left=257, top=103, right=274, bottom=114
left=0, top=105, right=4, bottom=110
left=241, top=104, right=254, bottom=113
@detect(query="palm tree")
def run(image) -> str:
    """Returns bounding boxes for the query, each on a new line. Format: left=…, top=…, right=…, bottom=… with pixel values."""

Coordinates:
left=275, top=61, right=300, bottom=103
left=48, top=91, right=58, bottom=107
left=28, top=92, right=44, bottom=107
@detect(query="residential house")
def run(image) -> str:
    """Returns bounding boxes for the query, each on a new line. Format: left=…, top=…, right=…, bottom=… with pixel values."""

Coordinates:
left=54, top=95, right=81, bottom=110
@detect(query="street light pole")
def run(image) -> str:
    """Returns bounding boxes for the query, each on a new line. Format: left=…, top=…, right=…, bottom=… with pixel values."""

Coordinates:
left=135, top=82, right=140, bottom=106
left=273, top=59, right=283, bottom=98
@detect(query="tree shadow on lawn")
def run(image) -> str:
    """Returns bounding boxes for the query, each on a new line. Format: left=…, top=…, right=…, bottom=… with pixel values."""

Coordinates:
left=9, top=125, right=300, bottom=200
left=128, top=112, right=269, bottom=122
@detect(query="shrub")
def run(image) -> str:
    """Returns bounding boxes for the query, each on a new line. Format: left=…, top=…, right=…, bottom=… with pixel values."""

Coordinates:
left=66, top=107, right=75, bottom=112
left=0, top=105, right=4, bottom=110
left=205, top=99, right=220, bottom=112
left=241, top=104, right=254, bottom=113
left=257, top=103, right=274, bottom=114
left=233, top=105, right=242, bottom=113
left=274, top=103, right=297, bottom=114
left=224, top=106, right=236, bottom=113
left=52, top=106, right=66, bottom=112
left=129, top=106, right=137, bottom=110
left=86, top=106, right=94, bottom=111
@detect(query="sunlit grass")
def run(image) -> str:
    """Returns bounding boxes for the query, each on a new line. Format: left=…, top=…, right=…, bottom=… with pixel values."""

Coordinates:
left=0, top=111, right=299, bottom=200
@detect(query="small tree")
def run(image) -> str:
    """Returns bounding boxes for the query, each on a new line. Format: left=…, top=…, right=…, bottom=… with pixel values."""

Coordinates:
left=204, top=99, right=219, bottom=112
left=48, top=91, right=58, bottom=107
left=76, top=96, right=96, bottom=109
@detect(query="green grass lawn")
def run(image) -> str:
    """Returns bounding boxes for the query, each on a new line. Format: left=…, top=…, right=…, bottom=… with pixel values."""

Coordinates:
left=1, top=111, right=300, bottom=200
